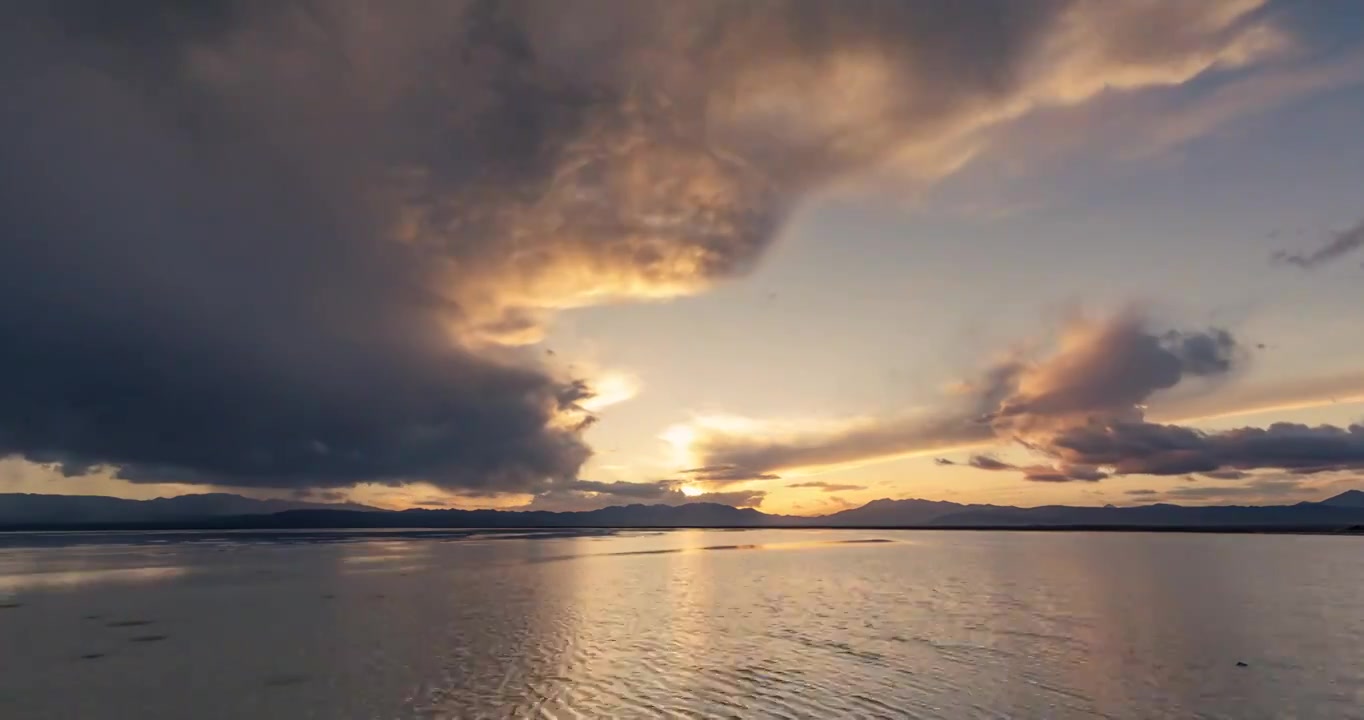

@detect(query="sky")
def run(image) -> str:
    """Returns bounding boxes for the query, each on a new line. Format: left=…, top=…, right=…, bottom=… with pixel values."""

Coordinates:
left=1, top=0, right=1363, bottom=516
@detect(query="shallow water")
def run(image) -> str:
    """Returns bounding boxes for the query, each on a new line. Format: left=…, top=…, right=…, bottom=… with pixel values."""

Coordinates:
left=1, top=529, right=1361, bottom=719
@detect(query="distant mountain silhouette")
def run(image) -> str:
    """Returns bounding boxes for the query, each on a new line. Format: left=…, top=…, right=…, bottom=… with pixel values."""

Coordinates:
left=0, top=492, right=376, bottom=526
left=1319, top=489, right=1364, bottom=508
left=789, top=491, right=1364, bottom=528
left=1, top=491, right=1363, bottom=531
left=910, top=501, right=1364, bottom=528
left=819, top=498, right=1006, bottom=526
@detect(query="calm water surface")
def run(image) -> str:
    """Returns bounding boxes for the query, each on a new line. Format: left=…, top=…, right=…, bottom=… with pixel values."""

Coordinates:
left=1, top=529, right=1361, bottom=719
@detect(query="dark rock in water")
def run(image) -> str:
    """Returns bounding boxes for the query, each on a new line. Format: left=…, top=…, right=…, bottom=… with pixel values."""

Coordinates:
left=80, top=653, right=107, bottom=660
left=106, top=619, right=154, bottom=627
left=321, top=594, right=335, bottom=600
left=1236, top=661, right=1249, bottom=667
left=0, top=602, right=22, bottom=609
left=84, top=614, right=104, bottom=620
left=129, top=634, right=168, bottom=643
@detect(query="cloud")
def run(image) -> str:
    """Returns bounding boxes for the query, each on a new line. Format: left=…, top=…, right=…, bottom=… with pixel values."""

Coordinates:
left=1129, top=48, right=1364, bottom=158
left=988, top=311, right=1237, bottom=431
left=678, top=465, right=781, bottom=483
left=677, top=414, right=994, bottom=481
left=293, top=489, right=349, bottom=504
left=1274, top=216, right=1364, bottom=269
left=1148, top=368, right=1364, bottom=424
left=523, top=480, right=765, bottom=512
left=683, top=304, right=1364, bottom=485
left=575, top=372, right=642, bottom=412
left=0, top=1, right=1284, bottom=494
left=1125, top=489, right=1159, bottom=496
left=1032, top=464, right=1108, bottom=482
left=968, top=455, right=1015, bottom=471
left=974, top=315, right=1364, bottom=480
left=562, top=480, right=679, bottom=498
left=922, top=43, right=1363, bottom=217
left=678, top=309, right=1235, bottom=478
left=786, top=481, right=868, bottom=493
left=1159, top=478, right=1315, bottom=503
left=685, top=489, right=767, bottom=509
left=1048, top=421, right=1364, bottom=477
left=966, top=454, right=1108, bottom=482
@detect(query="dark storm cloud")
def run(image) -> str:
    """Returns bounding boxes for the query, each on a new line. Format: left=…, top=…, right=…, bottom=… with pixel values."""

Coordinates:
left=1164, top=328, right=1237, bottom=376
left=1273, top=216, right=1364, bottom=268
left=1048, top=421, right=1364, bottom=477
left=0, top=0, right=1062, bottom=493
left=1047, top=422, right=1215, bottom=474
left=0, top=1, right=1281, bottom=494
left=0, top=0, right=610, bottom=492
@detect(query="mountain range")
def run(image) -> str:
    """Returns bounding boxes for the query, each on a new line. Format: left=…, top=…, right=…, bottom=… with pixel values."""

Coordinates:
left=2, top=490, right=1363, bottom=531
left=0, top=492, right=376, bottom=527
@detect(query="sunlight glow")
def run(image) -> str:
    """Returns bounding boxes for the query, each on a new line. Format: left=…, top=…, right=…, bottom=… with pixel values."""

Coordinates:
left=661, top=424, right=698, bottom=467
left=579, top=371, right=642, bottom=412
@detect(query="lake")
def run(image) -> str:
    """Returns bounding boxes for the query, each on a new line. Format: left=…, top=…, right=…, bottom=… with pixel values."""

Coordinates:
left=1, top=529, right=1361, bottom=719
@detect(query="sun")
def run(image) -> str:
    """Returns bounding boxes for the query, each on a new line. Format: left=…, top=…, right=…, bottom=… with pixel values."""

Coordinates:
left=679, top=484, right=704, bottom=497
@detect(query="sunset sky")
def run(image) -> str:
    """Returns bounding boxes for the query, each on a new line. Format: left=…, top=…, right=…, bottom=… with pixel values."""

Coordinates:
left=2, top=0, right=1363, bottom=515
